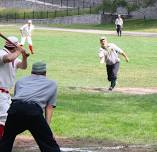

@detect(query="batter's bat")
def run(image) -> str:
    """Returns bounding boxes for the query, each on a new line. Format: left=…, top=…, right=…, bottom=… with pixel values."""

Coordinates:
left=0, top=33, right=30, bottom=57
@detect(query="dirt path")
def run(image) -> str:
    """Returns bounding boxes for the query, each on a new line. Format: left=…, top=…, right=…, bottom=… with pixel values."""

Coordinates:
left=35, top=27, right=157, bottom=37
left=68, top=87, right=157, bottom=95
left=1, top=24, right=157, bottom=37
left=13, top=135, right=157, bottom=152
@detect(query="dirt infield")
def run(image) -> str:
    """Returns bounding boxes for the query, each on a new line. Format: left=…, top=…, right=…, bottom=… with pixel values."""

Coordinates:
left=13, top=135, right=157, bottom=152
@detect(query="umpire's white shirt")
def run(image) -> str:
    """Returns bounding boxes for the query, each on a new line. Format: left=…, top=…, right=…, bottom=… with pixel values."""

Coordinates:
left=0, top=48, right=21, bottom=125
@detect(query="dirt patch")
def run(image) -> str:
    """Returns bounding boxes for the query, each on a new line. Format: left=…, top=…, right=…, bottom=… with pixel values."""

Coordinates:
left=68, top=87, right=157, bottom=95
left=14, top=135, right=120, bottom=148
left=13, top=135, right=157, bottom=152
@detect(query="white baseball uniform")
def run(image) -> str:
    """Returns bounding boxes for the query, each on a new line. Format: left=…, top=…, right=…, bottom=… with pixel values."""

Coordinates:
left=115, top=18, right=123, bottom=27
left=0, top=48, right=21, bottom=125
left=20, top=24, right=34, bottom=46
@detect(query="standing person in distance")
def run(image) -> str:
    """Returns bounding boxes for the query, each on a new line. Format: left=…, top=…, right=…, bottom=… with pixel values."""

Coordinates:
left=0, top=36, right=28, bottom=139
left=98, top=36, right=129, bottom=91
left=115, top=14, right=123, bottom=36
left=20, top=20, right=35, bottom=54
left=0, top=62, right=61, bottom=152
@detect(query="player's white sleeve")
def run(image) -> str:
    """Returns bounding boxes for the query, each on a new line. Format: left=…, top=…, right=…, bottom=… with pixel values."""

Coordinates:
left=0, top=51, right=6, bottom=64
left=98, top=48, right=105, bottom=64
left=115, top=19, right=117, bottom=25
left=109, top=43, right=123, bottom=54
left=31, top=25, right=35, bottom=30
left=20, top=24, right=27, bottom=31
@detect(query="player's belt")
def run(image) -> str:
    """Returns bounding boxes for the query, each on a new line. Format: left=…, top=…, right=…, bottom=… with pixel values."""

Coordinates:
left=0, top=88, right=9, bottom=94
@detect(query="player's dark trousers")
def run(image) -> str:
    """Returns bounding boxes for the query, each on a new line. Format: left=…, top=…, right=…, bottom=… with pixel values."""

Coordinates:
left=0, top=102, right=61, bottom=152
left=116, top=25, right=122, bottom=36
left=106, top=62, right=119, bottom=88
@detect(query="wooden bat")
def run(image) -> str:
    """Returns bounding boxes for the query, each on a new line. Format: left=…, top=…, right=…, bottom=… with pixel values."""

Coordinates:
left=0, top=33, right=30, bottom=57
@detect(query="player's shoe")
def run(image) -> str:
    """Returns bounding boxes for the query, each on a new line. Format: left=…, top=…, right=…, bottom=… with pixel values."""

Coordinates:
left=108, top=87, right=113, bottom=91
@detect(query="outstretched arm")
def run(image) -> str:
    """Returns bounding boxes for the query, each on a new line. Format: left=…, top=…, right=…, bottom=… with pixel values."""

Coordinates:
left=121, top=51, right=129, bottom=62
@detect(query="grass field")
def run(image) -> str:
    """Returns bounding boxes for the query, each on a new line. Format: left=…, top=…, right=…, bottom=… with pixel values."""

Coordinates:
left=1, top=25, right=157, bottom=144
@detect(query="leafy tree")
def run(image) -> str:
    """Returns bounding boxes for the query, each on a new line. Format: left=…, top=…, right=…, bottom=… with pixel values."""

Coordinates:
left=112, top=0, right=127, bottom=11
left=99, top=0, right=128, bottom=13
left=135, top=0, right=156, bottom=20
left=99, top=0, right=156, bottom=21
left=125, top=3, right=138, bottom=15
left=138, top=0, right=156, bottom=7
left=98, top=0, right=113, bottom=13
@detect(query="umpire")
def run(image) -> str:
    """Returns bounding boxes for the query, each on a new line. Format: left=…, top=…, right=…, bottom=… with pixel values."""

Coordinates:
left=0, top=62, right=61, bottom=152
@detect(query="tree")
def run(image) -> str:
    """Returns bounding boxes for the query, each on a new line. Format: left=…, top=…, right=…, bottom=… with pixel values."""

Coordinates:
left=99, top=0, right=156, bottom=21
left=125, top=3, right=139, bottom=16
left=99, top=0, right=127, bottom=13
left=135, top=0, right=156, bottom=21
left=98, top=0, right=113, bottom=13
left=112, top=0, right=127, bottom=12
left=138, top=0, right=156, bottom=7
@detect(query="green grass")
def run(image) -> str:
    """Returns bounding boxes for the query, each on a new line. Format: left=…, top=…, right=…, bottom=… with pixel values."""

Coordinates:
left=54, top=90, right=157, bottom=144
left=17, top=29, right=157, bottom=88
left=0, top=26, right=157, bottom=144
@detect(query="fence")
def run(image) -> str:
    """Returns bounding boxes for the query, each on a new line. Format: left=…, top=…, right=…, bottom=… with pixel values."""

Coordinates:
left=0, top=6, right=98, bottom=22
left=39, top=0, right=100, bottom=8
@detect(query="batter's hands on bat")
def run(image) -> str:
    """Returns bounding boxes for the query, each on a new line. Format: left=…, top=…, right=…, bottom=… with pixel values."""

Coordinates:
left=16, top=45, right=30, bottom=57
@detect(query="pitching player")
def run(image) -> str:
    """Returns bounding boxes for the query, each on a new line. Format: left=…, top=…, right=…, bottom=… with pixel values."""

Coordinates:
left=98, top=36, right=129, bottom=91
left=115, top=14, right=123, bottom=36
left=20, top=20, right=34, bottom=54
left=0, top=36, right=28, bottom=139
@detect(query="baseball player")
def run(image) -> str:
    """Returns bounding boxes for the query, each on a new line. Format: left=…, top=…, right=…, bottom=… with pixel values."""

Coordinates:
left=20, top=20, right=34, bottom=54
left=0, top=36, right=28, bottom=139
left=115, top=14, right=123, bottom=36
left=98, top=36, right=129, bottom=91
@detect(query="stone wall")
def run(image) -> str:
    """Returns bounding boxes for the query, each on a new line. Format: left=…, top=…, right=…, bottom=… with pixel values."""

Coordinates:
left=0, top=14, right=114, bottom=24
left=44, top=14, right=102, bottom=24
